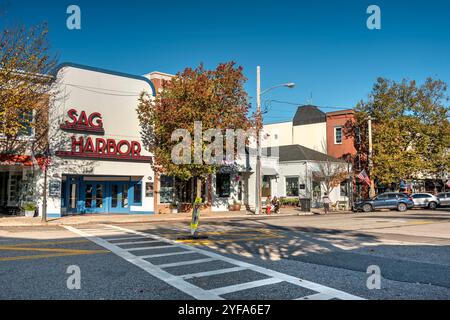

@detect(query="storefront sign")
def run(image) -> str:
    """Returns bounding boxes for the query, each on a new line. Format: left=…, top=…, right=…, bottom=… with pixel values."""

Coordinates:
left=49, top=180, right=61, bottom=197
left=56, top=109, right=152, bottom=162
left=60, top=109, right=105, bottom=134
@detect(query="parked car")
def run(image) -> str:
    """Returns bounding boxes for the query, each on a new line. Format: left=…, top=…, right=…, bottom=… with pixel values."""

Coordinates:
left=354, top=192, right=414, bottom=213
left=437, top=192, right=450, bottom=207
left=411, top=193, right=440, bottom=209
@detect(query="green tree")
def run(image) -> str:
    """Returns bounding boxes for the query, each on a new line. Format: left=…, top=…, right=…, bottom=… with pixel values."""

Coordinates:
left=0, top=23, right=57, bottom=156
left=137, top=62, right=252, bottom=203
left=345, top=77, right=450, bottom=187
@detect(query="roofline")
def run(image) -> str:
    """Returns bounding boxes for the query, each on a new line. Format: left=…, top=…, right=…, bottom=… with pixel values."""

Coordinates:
left=53, top=62, right=156, bottom=97
left=148, top=71, right=175, bottom=77
left=326, top=109, right=355, bottom=116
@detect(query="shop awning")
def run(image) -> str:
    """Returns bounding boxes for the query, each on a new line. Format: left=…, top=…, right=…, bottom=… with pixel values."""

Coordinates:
left=262, top=166, right=278, bottom=176
left=0, top=155, right=34, bottom=166
left=0, top=154, right=48, bottom=168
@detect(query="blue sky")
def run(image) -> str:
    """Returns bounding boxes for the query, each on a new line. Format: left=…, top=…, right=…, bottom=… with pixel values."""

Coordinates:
left=2, top=0, right=450, bottom=124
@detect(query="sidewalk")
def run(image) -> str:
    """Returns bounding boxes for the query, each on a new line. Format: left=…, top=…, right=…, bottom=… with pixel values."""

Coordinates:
left=0, top=207, right=354, bottom=227
left=0, top=210, right=295, bottom=227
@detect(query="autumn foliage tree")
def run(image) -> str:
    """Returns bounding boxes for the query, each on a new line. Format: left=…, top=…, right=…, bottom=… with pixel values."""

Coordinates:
left=345, top=77, right=450, bottom=187
left=137, top=62, right=253, bottom=202
left=0, top=23, right=57, bottom=157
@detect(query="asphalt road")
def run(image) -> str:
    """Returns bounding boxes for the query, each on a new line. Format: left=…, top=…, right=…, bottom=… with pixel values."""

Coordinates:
left=1, top=208, right=449, bottom=300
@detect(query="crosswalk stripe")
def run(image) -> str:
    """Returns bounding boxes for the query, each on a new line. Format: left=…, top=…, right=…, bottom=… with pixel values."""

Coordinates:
left=126, top=245, right=179, bottom=252
left=295, top=293, right=334, bottom=300
left=208, top=278, right=283, bottom=296
left=182, top=267, right=248, bottom=280
left=114, top=240, right=161, bottom=246
left=65, top=225, right=365, bottom=301
left=157, top=258, right=217, bottom=269
left=138, top=251, right=195, bottom=259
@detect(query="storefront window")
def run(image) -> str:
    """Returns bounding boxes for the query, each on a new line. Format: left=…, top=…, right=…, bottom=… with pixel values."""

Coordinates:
left=134, top=182, right=142, bottom=204
left=340, top=181, right=348, bottom=197
left=85, top=184, right=93, bottom=208
left=111, top=184, right=118, bottom=208
left=216, top=174, right=231, bottom=198
left=96, top=184, right=103, bottom=208
left=286, top=177, right=299, bottom=197
left=122, top=184, right=129, bottom=207
left=160, top=175, right=174, bottom=204
left=262, top=176, right=271, bottom=197
left=69, top=180, right=77, bottom=209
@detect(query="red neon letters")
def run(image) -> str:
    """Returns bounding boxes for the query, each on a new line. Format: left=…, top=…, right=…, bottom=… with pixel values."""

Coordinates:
left=56, top=109, right=151, bottom=162
left=70, top=137, right=142, bottom=157
left=60, top=109, right=105, bottom=134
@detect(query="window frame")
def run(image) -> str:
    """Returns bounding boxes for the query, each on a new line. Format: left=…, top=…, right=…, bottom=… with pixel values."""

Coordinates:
left=216, top=173, right=231, bottom=198
left=285, top=176, right=300, bottom=197
left=334, top=126, right=343, bottom=145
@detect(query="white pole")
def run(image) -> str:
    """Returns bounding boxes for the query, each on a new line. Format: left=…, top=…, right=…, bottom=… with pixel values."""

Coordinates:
left=368, top=117, right=376, bottom=198
left=255, top=66, right=262, bottom=215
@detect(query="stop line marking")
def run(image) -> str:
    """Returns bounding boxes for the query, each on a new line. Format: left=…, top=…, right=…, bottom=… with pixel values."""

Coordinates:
left=65, top=224, right=365, bottom=301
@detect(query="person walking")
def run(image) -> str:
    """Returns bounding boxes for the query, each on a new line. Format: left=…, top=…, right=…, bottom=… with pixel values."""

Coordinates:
left=322, top=193, right=332, bottom=214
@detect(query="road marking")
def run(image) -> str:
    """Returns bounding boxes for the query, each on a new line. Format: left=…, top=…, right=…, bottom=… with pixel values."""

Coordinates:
left=107, top=236, right=150, bottom=242
left=157, top=258, right=217, bottom=268
left=126, top=245, right=180, bottom=252
left=208, top=278, right=283, bottom=296
left=114, top=240, right=161, bottom=246
left=0, top=245, right=103, bottom=254
left=64, top=226, right=223, bottom=300
left=296, top=293, right=334, bottom=300
left=65, top=225, right=365, bottom=301
left=139, top=251, right=195, bottom=259
left=0, top=250, right=109, bottom=262
left=0, top=240, right=90, bottom=247
left=182, top=267, right=248, bottom=280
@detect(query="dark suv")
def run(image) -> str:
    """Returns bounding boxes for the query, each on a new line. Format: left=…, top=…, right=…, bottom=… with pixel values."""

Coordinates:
left=354, top=192, right=414, bottom=213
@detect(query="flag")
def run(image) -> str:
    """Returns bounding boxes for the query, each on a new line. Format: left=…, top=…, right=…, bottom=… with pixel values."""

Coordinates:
left=357, top=169, right=372, bottom=187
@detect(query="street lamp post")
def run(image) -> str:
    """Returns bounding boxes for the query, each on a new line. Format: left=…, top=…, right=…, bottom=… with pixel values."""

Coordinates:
left=255, top=66, right=295, bottom=215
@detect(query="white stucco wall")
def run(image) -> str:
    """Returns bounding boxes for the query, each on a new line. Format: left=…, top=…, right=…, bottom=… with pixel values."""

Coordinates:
left=38, top=64, right=155, bottom=217
left=262, top=121, right=327, bottom=153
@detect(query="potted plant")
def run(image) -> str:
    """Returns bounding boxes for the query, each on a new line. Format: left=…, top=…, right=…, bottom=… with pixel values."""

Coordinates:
left=22, top=202, right=36, bottom=218
left=169, top=202, right=179, bottom=214
left=229, top=198, right=241, bottom=212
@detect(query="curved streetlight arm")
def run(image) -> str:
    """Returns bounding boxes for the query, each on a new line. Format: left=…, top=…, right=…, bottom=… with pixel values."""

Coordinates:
left=261, top=83, right=296, bottom=96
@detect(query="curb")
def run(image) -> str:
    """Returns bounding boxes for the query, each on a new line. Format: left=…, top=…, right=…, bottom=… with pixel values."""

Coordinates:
left=0, top=212, right=302, bottom=228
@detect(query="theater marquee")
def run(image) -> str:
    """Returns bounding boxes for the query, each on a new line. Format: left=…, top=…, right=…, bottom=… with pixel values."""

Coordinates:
left=56, top=109, right=152, bottom=162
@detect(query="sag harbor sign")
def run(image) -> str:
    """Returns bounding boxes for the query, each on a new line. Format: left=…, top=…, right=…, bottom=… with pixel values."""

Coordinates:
left=56, top=109, right=151, bottom=162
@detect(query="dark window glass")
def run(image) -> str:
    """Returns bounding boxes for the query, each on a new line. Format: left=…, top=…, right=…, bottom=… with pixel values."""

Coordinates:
left=262, top=176, right=271, bottom=198
left=61, top=180, right=67, bottom=207
left=335, top=127, right=343, bottom=144
left=340, top=182, right=348, bottom=197
left=216, top=174, right=231, bottom=198
left=160, top=175, right=174, bottom=204
left=286, top=177, right=299, bottom=197
left=96, top=184, right=103, bottom=208
left=111, top=184, right=118, bottom=208
left=85, top=184, right=93, bottom=208
left=122, top=184, right=129, bottom=207
left=134, top=182, right=142, bottom=204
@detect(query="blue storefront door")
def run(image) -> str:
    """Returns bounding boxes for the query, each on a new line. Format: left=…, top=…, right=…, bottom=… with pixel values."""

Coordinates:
left=63, top=177, right=133, bottom=214
left=81, top=182, right=107, bottom=213
left=108, top=182, right=130, bottom=213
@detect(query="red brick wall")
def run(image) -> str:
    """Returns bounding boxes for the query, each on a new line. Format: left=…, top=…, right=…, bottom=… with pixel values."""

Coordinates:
left=327, top=111, right=356, bottom=159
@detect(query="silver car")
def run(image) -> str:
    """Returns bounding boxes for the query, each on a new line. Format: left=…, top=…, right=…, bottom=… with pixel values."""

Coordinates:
left=411, top=193, right=440, bottom=210
left=437, top=192, right=450, bottom=207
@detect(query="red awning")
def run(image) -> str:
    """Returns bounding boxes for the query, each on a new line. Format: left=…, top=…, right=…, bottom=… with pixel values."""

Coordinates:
left=0, top=155, right=34, bottom=166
